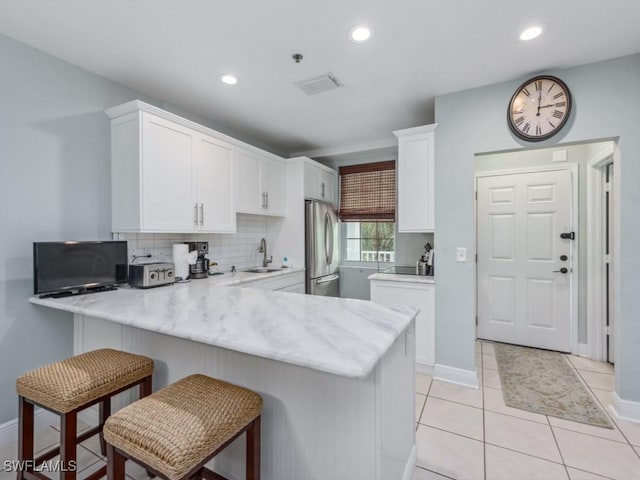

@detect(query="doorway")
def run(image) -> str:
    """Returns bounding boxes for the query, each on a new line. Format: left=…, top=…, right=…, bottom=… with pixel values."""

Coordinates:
left=476, top=166, right=576, bottom=352
left=475, top=140, right=616, bottom=357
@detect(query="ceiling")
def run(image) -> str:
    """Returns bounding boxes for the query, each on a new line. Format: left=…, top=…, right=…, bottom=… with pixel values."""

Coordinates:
left=1, top=0, right=639, bottom=156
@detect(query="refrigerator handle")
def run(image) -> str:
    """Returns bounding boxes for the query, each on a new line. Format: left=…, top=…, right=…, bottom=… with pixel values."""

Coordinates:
left=316, top=273, right=340, bottom=284
left=324, top=212, right=331, bottom=265
left=327, top=213, right=334, bottom=265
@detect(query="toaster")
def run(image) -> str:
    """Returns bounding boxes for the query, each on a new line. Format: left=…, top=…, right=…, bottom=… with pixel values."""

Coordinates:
left=129, top=262, right=175, bottom=288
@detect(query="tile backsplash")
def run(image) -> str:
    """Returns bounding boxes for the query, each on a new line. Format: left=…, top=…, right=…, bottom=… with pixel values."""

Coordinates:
left=115, top=214, right=267, bottom=272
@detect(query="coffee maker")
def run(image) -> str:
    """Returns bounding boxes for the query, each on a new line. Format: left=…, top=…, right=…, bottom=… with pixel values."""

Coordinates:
left=185, top=241, right=209, bottom=279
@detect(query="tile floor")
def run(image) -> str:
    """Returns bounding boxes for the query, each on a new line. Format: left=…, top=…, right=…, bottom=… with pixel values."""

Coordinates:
left=1, top=341, right=639, bottom=480
left=414, top=340, right=640, bottom=480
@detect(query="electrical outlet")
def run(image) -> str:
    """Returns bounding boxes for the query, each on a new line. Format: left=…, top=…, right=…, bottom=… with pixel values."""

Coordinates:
left=456, top=247, right=467, bottom=262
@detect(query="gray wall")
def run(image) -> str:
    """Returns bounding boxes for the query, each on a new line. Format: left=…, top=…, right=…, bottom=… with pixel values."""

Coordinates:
left=435, top=54, right=640, bottom=401
left=0, top=35, right=145, bottom=422
left=0, top=34, right=278, bottom=424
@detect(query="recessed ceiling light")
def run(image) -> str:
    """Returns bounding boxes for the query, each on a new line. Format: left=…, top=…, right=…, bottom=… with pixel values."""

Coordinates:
left=519, top=26, right=543, bottom=41
left=349, top=25, right=372, bottom=43
left=219, top=74, right=238, bottom=85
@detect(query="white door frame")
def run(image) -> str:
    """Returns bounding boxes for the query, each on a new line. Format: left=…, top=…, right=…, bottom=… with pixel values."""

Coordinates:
left=475, top=163, right=579, bottom=354
left=586, top=143, right=615, bottom=362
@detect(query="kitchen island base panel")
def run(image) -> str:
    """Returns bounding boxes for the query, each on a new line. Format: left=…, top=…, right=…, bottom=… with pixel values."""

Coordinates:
left=74, top=314, right=415, bottom=480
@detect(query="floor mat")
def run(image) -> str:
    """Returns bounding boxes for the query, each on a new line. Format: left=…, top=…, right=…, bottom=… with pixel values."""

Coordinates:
left=493, top=342, right=613, bottom=429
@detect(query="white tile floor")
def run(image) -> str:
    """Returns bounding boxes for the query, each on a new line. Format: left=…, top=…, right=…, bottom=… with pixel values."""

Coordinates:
left=2, top=341, right=639, bottom=480
left=414, top=340, right=640, bottom=480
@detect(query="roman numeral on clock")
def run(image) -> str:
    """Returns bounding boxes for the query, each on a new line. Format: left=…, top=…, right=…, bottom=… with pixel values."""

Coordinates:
left=523, top=87, right=531, bottom=97
left=553, top=92, right=564, bottom=100
left=547, top=83, right=556, bottom=93
left=553, top=110, right=564, bottom=119
left=515, top=117, right=525, bottom=126
left=536, top=125, right=542, bottom=136
left=536, top=81, right=542, bottom=91
left=523, top=123, right=531, bottom=134
left=556, top=101, right=566, bottom=108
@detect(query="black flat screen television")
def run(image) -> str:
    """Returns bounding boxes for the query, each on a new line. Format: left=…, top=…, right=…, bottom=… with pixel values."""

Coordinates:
left=33, top=241, right=128, bottom=297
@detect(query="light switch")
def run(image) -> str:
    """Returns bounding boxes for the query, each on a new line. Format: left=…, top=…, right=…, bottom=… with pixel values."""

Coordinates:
left=456, top=247, right=467, bottom=262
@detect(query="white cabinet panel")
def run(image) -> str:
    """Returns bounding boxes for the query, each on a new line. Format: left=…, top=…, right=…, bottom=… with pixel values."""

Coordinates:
left=394, top=124, right=438, bottom=232
left=108, top=104, right=236, bottom=233
left=141, top=113, right=196, bottom=232
left=235, top=149, right=263, bottom=214
left=239, top=271, right=305, bottom=292
left=235, top=148, right=286, bottom=217
left=303, top=159, right=338, bottom=206
left=370, top=279, right=435, bottom=369
left=196, top=135, right=236, bottom=233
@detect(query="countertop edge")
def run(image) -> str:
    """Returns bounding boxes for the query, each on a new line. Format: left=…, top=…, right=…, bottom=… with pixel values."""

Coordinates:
left=368, top=272, right=435, bottom=284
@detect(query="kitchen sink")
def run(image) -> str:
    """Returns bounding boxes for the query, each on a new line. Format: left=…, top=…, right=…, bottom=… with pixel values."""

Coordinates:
left=243, top=267, right=282, bottom=274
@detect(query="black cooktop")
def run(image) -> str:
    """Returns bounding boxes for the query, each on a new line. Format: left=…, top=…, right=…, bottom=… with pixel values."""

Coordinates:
left=382, top=265, right=424, bottom=275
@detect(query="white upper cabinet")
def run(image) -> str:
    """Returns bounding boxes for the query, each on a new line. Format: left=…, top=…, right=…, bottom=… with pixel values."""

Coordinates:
left=303, top=158, right=338, bottom=205
left=235, top=148, right=286, bottom=217
left=393, top=124, right=438, bottom=232
left=107, top=101, right=236, bottom=233
left=195, top=135, right=235, bottom=232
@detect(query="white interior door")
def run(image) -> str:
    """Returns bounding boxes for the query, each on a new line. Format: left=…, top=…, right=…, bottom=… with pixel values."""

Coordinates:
left=477, top=169, right=574, bottom=352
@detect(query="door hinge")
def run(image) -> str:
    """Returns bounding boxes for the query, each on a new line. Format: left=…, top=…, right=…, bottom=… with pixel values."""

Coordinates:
left=605, top=325, right=611, bottom=336
left=475, top=254, right=478, bottom=263
left=476, top=316, right=478, bottom=325
left=475, top=191, right=478, bottom=200
left=604, top=254, right=611, bottom=264
left=604, top=182, right=611, bottom=192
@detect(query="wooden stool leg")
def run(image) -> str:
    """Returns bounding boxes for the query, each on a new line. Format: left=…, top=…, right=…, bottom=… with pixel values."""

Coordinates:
left=60, top=411, right=77, bottom=480
left=106, top=444, right=126, bottom=480
left=140, top=375, right=152, bottom=398
left=99, top=397, right=111, bottom=456
left=246, top=416, right=261, bottom=480
left=18, top=396, right=34, bottom=480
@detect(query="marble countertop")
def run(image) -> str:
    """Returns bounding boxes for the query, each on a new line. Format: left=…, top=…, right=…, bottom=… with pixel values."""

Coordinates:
left=30, top=271, right=417, bottom=379
left=368, top=272, right=435, bottom=284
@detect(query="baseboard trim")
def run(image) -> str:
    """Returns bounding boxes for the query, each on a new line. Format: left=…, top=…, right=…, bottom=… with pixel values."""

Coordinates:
left=416, top=362, right=435, bottom=376
left=401, top=444, right=417, bottom=480
left=0, top=406, right=98, bottom=451
left=610, top=392, right=640, bottom=424
left=433, top=363, right=479, bottom=389
left=0, top=408, right=59, bottom=450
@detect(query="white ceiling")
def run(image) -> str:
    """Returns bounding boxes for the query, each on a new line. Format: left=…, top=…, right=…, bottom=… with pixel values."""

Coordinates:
left=1, top=0, right=639, bottom=155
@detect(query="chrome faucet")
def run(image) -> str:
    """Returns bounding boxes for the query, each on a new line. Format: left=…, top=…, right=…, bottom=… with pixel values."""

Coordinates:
left=259, top=238, right=272, bottom=268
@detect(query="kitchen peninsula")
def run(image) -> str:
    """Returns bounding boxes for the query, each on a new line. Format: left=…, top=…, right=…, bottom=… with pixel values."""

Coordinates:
left=30, top=276, right=418, bottom=480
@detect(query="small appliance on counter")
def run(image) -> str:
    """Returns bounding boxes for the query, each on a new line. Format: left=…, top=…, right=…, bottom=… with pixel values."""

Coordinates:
left=185, top=241, right=209, bottom=279
left=129, top=262, right=175, bottom=288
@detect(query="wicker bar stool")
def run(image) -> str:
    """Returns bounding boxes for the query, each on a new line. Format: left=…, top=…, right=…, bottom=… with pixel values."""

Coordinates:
left=104, top=374, right=263, bottom=480
left=16, top=348, right=154, bottom=480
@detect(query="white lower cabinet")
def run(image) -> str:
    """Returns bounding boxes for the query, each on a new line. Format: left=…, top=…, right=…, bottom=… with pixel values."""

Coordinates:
left=370, top=278, right=435, bottom=371
left=239, top=271, right=305, bottom=293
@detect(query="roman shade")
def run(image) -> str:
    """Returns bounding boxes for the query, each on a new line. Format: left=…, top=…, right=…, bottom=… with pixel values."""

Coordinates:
left=339, top=161, right=396, bottom=222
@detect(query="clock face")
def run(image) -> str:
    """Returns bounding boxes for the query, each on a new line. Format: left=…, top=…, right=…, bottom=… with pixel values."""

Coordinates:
left=508, top=75, right=572, bottom=141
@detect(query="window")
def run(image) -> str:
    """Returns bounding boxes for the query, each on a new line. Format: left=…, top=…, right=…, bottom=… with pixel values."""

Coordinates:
left=339, top=161, right=396, bottom=263
left=345, top=222, right=395, bottom=262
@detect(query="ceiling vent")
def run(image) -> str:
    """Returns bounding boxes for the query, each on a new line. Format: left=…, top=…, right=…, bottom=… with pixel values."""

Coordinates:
left=294, top=73, right=344, bottom=95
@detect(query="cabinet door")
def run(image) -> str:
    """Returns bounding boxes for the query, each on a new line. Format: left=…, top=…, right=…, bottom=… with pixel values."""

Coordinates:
left=370, top=280, right=435, bottom=368
left=320, top=169, right=337, bottom=205
left=304, top=163, right=321, bottom=201
left=196, top=135, right=236, bottom=233
left=235, top=149, right=263, bottom=214
left=264, top=158, right=286, bottom=216
left=141, top=113, right=196, bottom=232
left=397, top=131, right=435, bottom=232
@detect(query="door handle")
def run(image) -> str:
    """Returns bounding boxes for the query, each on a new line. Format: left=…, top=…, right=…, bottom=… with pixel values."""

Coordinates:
left=560, top=232, right=575, bottom=240
left=199, top=203, right=204, bottom=226
left=194, top=203, right=198, bottom=226
left=553, top=267, right=569, bottom=274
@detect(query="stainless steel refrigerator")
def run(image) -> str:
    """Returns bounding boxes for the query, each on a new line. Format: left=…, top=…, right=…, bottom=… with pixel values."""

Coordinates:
left=305, top=200, right=340, bottom=296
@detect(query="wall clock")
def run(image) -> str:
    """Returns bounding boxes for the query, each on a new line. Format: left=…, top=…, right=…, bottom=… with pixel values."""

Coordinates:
left=507, top=75, right=572, bottom=142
